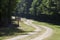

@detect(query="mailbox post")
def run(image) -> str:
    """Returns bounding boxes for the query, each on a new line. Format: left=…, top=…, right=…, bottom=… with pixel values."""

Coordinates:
left=16, top=17, right=20, bottom=26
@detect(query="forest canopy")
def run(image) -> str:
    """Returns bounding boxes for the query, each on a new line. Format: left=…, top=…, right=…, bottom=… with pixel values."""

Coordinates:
left=0, top=0, right=60, bottom=26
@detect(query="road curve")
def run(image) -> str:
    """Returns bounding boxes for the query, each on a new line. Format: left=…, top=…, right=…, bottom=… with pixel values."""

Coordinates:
left=5, top=19, right=41, bottom=40
left=31, top=25, right=53, bottom=40
left=26, top=19, right=53, bottom=40
left=5, top=19, right=53, bottom=40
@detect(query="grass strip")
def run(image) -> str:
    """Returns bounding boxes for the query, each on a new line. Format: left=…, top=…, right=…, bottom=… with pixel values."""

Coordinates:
left=0, top=21, right=35, bottom=40
left=33, top=20, right=60, bottom=40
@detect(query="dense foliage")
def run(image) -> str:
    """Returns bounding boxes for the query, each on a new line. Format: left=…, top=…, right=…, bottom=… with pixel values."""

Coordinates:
left=17, top=0, right=60, bottom=15
left=0, top=0, right=19, bottom=26
left=19, top=0, right=60, bottom=25
left=0, top=0, right=60, bottom=26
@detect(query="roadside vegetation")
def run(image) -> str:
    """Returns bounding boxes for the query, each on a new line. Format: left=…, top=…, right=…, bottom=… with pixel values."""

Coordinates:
left=0, top=21, right=35, bottom=40
left=33, top=20, right=60, bottom=40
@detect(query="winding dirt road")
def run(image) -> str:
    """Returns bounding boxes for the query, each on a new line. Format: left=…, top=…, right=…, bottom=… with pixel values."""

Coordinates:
left=25, top=19, right=53, bottom=40
left=5, top=19, right=53, bottom=40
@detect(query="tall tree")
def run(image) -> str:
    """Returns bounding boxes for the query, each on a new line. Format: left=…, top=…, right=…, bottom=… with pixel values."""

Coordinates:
left=0, top=0, right=18, bottom=26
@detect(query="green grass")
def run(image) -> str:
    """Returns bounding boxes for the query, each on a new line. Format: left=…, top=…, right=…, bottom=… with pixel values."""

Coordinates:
left=19, top=21, right=35, bottom=32
left=19, top=21, right=46, bottom=40
left=20, top=28, right=45, bottom=40
left=33, top=20, right=60, bottom=40
left=0, top=21, right=35, bottom=40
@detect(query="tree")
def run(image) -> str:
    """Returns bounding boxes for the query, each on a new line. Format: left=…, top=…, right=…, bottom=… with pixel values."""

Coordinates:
left=0, top=0, right=18, bottom=27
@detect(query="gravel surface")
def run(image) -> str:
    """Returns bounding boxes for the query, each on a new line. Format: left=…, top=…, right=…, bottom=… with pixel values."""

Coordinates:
left=5, top=19, right=53, bottom=40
